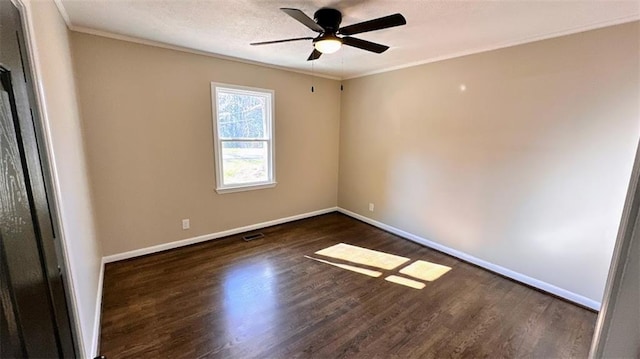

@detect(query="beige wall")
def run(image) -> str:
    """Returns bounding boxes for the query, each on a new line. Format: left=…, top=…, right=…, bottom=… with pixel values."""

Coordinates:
left=23, top=0, right=103, bottom=357
left=339, top=22, right=640, bottom=303
left=70, top=32, right=341, bottom=256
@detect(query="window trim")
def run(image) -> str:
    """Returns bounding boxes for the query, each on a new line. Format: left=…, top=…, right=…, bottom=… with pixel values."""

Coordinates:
left=211, top=82, right=276, bottom=194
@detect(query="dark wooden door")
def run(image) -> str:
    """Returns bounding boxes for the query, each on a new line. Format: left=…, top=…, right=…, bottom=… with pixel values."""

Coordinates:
left=1, top=1, right=76, bottom=357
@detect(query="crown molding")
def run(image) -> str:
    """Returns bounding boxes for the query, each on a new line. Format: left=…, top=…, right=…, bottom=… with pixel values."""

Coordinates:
left=52, top=0, right=71, bottom=25
left=344, top=15, right=639, bottom=80
left=68, top=25, right=342, bottom=81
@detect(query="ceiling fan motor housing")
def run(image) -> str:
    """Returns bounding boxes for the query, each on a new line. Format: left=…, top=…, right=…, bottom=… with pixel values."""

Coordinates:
left=314, top=8, right=342, bottom=33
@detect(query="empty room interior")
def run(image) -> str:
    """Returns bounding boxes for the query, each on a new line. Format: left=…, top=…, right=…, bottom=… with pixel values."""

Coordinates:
left=2, top=0, right=640, bottom=358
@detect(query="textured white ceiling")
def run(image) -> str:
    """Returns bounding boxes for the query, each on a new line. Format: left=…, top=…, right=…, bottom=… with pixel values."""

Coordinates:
left=57, top=0, right=639, bottom=79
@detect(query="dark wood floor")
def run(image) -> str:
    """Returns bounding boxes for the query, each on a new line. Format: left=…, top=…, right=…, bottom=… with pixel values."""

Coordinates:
left=100, top=213, right=597, bottom=358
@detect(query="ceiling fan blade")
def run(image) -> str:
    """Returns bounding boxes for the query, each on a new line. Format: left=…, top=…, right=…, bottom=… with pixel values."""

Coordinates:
left=307, top=49, right=322, bottom=61
left=342, top=37, right=389, bottom=53
left=338, top=13, right=406, bottom=36
left=281, top=8, right=324, bottom=33
left=251, top=37, right=314, bottom=46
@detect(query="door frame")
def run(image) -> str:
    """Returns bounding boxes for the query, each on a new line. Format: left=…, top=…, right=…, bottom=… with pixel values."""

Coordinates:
left=589, top=140, right=640, bottom=357
left=8, top=0, right=83, bottom=355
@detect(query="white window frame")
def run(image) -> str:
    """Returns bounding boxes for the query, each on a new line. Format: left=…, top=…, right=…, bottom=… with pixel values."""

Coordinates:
left=211, top=82, right=276, bottom=194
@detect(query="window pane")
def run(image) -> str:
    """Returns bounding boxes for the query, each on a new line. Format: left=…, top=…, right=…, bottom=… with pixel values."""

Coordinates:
left=221, top=141, right=269, bottom=185
left=217, top=91, right=267, bottom=139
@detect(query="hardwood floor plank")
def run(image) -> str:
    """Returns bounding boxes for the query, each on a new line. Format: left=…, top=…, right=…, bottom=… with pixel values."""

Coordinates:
left=99, top=213, right=597, bottom=358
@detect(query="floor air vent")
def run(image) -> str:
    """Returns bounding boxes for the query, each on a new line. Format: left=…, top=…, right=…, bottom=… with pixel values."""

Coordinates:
left=243, top=233, right=265, bottom=241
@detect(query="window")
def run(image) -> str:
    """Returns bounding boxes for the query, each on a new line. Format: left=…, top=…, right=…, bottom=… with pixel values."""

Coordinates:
left=211, top=83, right=275, bottom=193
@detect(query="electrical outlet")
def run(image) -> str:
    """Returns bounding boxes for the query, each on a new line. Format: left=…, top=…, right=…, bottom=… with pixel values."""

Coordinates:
left=368, top=203, right=375, bottom=212
left=182, top=219, right=190, bottom=230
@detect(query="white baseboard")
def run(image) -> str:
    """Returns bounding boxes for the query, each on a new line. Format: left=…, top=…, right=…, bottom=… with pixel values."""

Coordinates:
left=337, top=207, right=601, bottom=311
left=92, top=258, right=105, bottom=357
left=103, top=207, right=338, bottom=263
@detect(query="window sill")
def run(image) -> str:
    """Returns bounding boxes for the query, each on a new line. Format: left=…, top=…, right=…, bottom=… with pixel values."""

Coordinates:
left=215, top=182, right=277, bottom=194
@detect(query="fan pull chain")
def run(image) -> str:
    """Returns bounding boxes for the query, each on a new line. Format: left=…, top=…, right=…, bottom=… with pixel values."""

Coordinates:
left=340, top=52, right=344, bottom=91
left=311, top=61, right=315, bottom=93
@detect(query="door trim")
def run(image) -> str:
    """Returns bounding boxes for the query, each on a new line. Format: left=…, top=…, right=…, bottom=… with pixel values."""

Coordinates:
left=589, top=140, right=640, bottom=357
left=9, top=0, right=84, bottom=356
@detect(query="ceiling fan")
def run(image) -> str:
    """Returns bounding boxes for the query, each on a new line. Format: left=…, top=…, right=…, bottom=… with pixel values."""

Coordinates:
left=250, top=8, right=406, bottom=61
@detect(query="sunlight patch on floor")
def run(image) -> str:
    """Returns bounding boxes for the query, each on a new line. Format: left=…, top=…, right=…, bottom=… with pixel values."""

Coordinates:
left=308, top=243, right=453, bottom=290
left=399, top=260, right=451, bottom=282
left=304, top=255, right=383, bottom=277
left=314, top=243, right=410, bottom=270
left=384, top=275, right=426, bottom=289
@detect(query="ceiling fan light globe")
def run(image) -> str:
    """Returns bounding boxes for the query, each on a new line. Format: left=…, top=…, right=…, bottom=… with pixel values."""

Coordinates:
left=314, top=39, right=342, bottom=54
